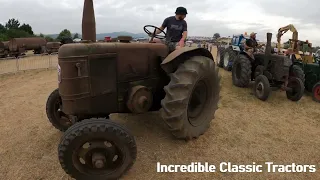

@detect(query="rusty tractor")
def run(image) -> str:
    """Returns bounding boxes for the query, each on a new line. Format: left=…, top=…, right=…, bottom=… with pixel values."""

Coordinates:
left=45, top=0, right=221, bottom=179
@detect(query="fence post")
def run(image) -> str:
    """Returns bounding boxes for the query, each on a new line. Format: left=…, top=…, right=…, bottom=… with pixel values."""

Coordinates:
left=15, top=57, right=19, bottom=73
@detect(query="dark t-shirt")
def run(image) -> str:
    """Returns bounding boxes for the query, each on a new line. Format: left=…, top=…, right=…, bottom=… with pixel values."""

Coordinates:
left=162, top=16, right=187, bottom=42
left=245, top=38, right=257, bottom=48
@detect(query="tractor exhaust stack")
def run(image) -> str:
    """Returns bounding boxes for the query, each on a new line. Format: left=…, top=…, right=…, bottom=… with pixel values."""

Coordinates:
left=264, top=33, right=272, bottom=69
left=82, top=0, right=96, bottom=42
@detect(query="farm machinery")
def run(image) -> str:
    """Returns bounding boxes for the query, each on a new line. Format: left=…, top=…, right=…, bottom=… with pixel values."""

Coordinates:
left=0, top=41, right=9, bottom=58
left=217, top=34, right=249, bottom=71
left=232, top=32, right=304, bottom=101
left=277, top=24, right=320, bottom=102
left=45, top=0, right=221, bottom=179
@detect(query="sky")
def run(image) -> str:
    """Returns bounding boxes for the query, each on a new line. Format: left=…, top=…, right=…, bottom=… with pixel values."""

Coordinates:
left=0, top=0, right=320, bottom=45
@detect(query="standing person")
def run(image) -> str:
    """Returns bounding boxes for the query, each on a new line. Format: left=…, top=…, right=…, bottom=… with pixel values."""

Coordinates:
left=153, top=7, right=188, bottom=52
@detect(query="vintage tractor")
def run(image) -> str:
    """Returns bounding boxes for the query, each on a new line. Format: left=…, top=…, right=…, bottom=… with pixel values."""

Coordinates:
left=232, top=32, right=304, bottom=101
left=217, top=34, right=249, bottom=71
left=45, top=0, right=221, bottom=179
left=293, top=58, right=320, bottom=102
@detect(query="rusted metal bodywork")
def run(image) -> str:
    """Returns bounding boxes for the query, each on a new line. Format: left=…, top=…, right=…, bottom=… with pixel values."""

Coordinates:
left=58, top=42, right=170, bottom=117
left=161, top=47, right=214, bottom=73
left=82, top=0, right=96, bottom=42
left=46, top=42, right=61, bottom=53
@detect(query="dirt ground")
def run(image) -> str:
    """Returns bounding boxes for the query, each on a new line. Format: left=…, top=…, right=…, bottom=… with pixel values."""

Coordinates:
left=0, top=51, right=319, bottom=179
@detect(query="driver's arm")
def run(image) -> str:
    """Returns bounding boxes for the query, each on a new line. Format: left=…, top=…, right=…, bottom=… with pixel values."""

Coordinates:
left=180, top=21, right=188, bottom=41
left=156, top=17, right=168, bottom=34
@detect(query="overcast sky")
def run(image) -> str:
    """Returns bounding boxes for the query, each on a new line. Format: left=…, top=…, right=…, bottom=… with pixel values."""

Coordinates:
left=1, top=0, right=320, bottom=45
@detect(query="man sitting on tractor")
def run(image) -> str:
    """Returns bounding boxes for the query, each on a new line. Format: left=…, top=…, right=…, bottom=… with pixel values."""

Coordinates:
left=153, top=7, right=188, bottom=51
left=244, top=32, right=258, bottom=59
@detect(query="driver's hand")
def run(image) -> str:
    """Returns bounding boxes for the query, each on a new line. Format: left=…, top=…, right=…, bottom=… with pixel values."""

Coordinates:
left=179, top=40, right=185, bottom=47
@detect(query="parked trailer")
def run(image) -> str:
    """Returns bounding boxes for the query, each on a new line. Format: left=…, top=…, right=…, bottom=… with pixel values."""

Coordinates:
left=8, top=37, right=47, bottom=56
left=46, top=42, right=61, bottom=54
left=0, top=41, right=9, bottom=58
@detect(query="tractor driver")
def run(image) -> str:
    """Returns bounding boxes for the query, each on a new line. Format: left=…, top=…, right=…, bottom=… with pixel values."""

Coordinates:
left=244, top=32, right=258, bottom=59
left=153, top=7, right=188, bottom=52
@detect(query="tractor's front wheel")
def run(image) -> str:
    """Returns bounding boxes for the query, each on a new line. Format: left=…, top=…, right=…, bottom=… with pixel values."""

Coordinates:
left=312, top=82, right=320, bottom=102
left=58, top=118, right=137, bottom=180
left=254, top=75, right=271, bottom=101
left=46, top=88, right=72, bottom=131
left=160, top=56, right=221, bottom=140
left=286, top=77, right=304, bottom=101
left=232, top=54, right=252, bottom=87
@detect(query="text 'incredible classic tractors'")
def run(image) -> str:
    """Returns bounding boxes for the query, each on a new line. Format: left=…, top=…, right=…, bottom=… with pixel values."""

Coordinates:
left=45, top=0, right=221, bottom=179
left=232, top=32, right=305, bottom=101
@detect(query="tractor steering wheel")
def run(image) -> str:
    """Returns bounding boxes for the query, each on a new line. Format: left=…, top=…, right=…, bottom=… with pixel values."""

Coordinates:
left=143, top=25, right=166, bottom=43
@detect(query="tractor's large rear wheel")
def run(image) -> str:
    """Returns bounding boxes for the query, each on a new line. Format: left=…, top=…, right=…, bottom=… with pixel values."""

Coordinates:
left=160, top=56, right=221, bottom=140
left=217, top=47, right=225, bottom=67
left=58, top=118, right=137, bottom=180
left=223, top=48, right=237, bottom=71
left=232, top=54, right=252, bottom=87
left=290, top=65, right=305, bottom=84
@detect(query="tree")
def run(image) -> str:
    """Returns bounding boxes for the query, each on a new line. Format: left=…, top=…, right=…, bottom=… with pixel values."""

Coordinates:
left=213, top=33, right=220, bottom=39
left=5, top=18, right=20, bottom=29
left=39, top=33, right=44, bottom=37
left=45, top=36, right=54, bottom=42
left=0, top=23, right=6, bottom=33
left=19, top=23, right=34, bottom=35
left=73, top=33, right=79, bottom=39
left=6, top=29, right=31, bottom=39
left=57, top=29, right=72, bottom=41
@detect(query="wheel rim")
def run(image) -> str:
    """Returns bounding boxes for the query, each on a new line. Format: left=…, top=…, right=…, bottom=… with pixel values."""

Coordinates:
left=53, top=98, right=71, bottom=127
left=73, top=140, right=125, bottom=175
left=224, top=52, right=229, bottom=67
left=314, top=85, right=320, bottom=101
left=255, top=82, right=264, bottom=97
left=187, top=80, right=208, bottom=126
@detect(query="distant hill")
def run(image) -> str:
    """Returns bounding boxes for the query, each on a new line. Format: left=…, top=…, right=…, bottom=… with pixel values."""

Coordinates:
left=45, top=31, right=148, bottom=40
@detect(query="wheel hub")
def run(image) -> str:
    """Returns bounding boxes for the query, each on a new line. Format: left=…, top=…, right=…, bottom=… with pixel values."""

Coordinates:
left=187, top=80, right=208, bottom=126
left=256, top=82, right=264, bottom=96
left=54, top=99, right=71, bottom=126
left=75, top=140, right=122, bottom=173
left=92, top=153, right=106, bottom=169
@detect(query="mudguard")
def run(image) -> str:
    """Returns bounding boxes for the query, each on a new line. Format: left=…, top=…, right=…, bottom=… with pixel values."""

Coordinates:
left=239, top=51, right=254, bottom=62
left=161, top=47, right=213, bottom=73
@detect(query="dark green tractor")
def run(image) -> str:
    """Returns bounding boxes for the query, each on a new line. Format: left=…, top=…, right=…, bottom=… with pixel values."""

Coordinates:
left=294, top=59, right=320, bottom=102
